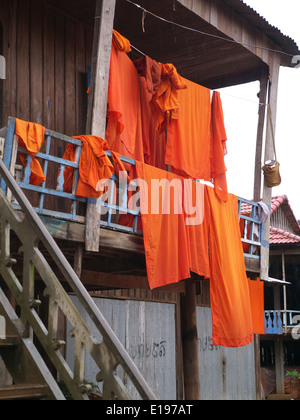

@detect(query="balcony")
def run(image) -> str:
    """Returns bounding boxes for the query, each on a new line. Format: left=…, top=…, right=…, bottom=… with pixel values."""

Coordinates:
left=264, top=310, right=300, bottom=335
left=0, top=117, right=262, bottom=275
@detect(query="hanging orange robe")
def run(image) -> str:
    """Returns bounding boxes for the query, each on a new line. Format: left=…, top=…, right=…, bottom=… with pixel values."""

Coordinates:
left=112, top=29, right=132, bottom=53
left=166, top=78, right=212, bottom=181
left=211, top=91, right=228, bottom=202
left=136, top=161, right=191, bottom=290
left=140, top=77, right=166, bottom=169
left=15, top=118, right=46, bottom=185
left=136, top=161, right=210, bottom=289
left=150, top=63, right=187, bottom=135
left=136, top=164, right=253, bottom=347
left=134, top=55, right=162, bottom=96
left=206, top=186, right=254, bottom=348
left=248, top=278, right=265, bottom=335
left=185, top=180, right=210, bottom=279
left=63, top=135, right=126, bottom=198
left=105, top=42, right=144, bottom=163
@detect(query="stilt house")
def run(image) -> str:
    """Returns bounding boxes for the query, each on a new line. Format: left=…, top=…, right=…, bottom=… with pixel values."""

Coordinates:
left=0, top=0, right=299, bottom=400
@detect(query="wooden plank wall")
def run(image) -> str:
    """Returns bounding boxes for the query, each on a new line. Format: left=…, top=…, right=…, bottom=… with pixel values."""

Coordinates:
left=0, top=0, right=93, bottom=136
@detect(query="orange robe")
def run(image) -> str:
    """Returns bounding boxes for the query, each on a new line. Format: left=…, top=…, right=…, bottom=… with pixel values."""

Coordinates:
left=211, top=91, right=228, bottom=202
left=136, top=161, right=191, bottom=289
left=151, top=63, right=187, bottom=135
left=248, top=278, right=265, bottom=335
left=136, top=161, right=210, bottom=289
left=140, top=77, right=166, bottom=169
left=63, top=135, right=126, bottom=198
left=185, top=180, right=210, bottom=279
left=206, top=186, right=254, bottom=348
left=15, top=118, right=45, bottom=185
left=134, top=55, right=162, bottom=96
left=166, top=78, right=212, bottom=181
left=134, top=163, right=253, bottom=347
left=112, top=30, right=132, bottom=53
left=105, top=42, right=144, bottom=163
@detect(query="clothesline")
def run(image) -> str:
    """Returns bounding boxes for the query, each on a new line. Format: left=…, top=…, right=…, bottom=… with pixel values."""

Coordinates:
left=216, top=91, right=268, bottom=107
left=131, top=42, right=269, bottom=106
left=134, top=45, right=270, bottom=108
left=121, top=0, right=296, bottom=59
left=130, top=43, right=146, bottom=57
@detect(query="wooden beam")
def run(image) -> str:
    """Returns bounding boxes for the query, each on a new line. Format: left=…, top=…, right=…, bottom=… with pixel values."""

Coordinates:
left=260, top=54, right=281, bottom=282
left=73, top=244, right=84, bottom=278
left=266, top=393, right=292, bottom=401
left=254, top=335, right=262, bottom=400
left=180, top=279, right=201, bottom=400
left=85, top=0, right=116, bottom=252
left=270, top=248, right=300, bottom=256
left=80, top=270, right=186, bottom=293
left=177, top=0, right=282, bottom=67
left=253, top=67, right=269, bottom=203
left=274, top=338, right=285, bottom=395
left=282, top=253, right=288, bottom=335
left=253, top=68, right=269, bottom=401
left=40, top=216, right=145, bottom=254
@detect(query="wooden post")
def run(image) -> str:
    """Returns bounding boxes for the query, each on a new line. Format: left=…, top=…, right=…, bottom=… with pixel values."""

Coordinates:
left=275, top=338, right=285, bottom=394
left=85, top=0, right=116, bottom=252
left=74, top=244, right=84, bottom=279
left=256, top=57, right=280, bottom=399
left=253, top=68, right=269, bottom=401
left=260, top=55, right=280, bottom=282
left=253, top=68, right=269, bottom=203
left=180, top=279, right=201, bottom=400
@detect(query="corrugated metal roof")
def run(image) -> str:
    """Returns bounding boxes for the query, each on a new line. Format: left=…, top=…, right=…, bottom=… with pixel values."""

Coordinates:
left=224, top=0, right=300, bottom=56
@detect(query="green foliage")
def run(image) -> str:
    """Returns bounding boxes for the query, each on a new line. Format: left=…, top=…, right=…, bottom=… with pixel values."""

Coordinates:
left=286, top=371, right=300, bottom=380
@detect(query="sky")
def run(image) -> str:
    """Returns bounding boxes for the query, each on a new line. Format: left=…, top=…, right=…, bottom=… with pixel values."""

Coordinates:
left=220, top=0, right=300, bottom=218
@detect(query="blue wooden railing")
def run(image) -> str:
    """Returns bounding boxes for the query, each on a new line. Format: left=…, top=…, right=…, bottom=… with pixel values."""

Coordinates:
left=1, top=117, right=262, bottom=259
left=238, top=198, right=262, bottom=261
left=1, top=117, right=141, bottom=234
left=264, top=310, right=300, bottom=335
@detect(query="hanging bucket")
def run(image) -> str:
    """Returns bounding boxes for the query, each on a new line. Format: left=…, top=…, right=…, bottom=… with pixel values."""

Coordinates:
left=262, top=160, right=281, bottom=188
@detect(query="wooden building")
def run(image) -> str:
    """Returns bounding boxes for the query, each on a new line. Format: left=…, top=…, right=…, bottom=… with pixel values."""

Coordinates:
left=261, top=195, right=300, bottom=400
left=0, top=0, right=299, bottom=400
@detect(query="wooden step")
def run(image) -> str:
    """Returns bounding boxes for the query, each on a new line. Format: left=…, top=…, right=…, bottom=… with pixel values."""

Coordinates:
left=0, top=336, right=19, bottom=347
left=0, top=384, right=49, bottom=400
left=266, top=393, right=293, bottom=401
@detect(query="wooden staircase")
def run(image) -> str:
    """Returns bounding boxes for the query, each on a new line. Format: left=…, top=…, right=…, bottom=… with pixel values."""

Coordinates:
left=0, top=157, right=156, bottom=401
left=0, top=385, right=49, bottom=401
left=0, top=288, right=64, bottom=400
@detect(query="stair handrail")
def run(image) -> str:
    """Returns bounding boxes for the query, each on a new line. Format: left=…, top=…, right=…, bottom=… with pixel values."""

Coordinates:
left=0, top=157, right=156, bottom=400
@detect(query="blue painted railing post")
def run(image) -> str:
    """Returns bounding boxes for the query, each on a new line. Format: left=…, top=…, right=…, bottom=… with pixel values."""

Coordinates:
left=0, top=117, right=16, bottom=194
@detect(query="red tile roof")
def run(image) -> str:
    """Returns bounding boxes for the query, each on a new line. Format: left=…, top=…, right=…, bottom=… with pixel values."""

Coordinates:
left=271, top=195, right=300, bottom=236
left=271, top=195, right=287, bottom=214
left=270, top=227, right=300, bottom=245
left=240, top=195, right=300, bottom=246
